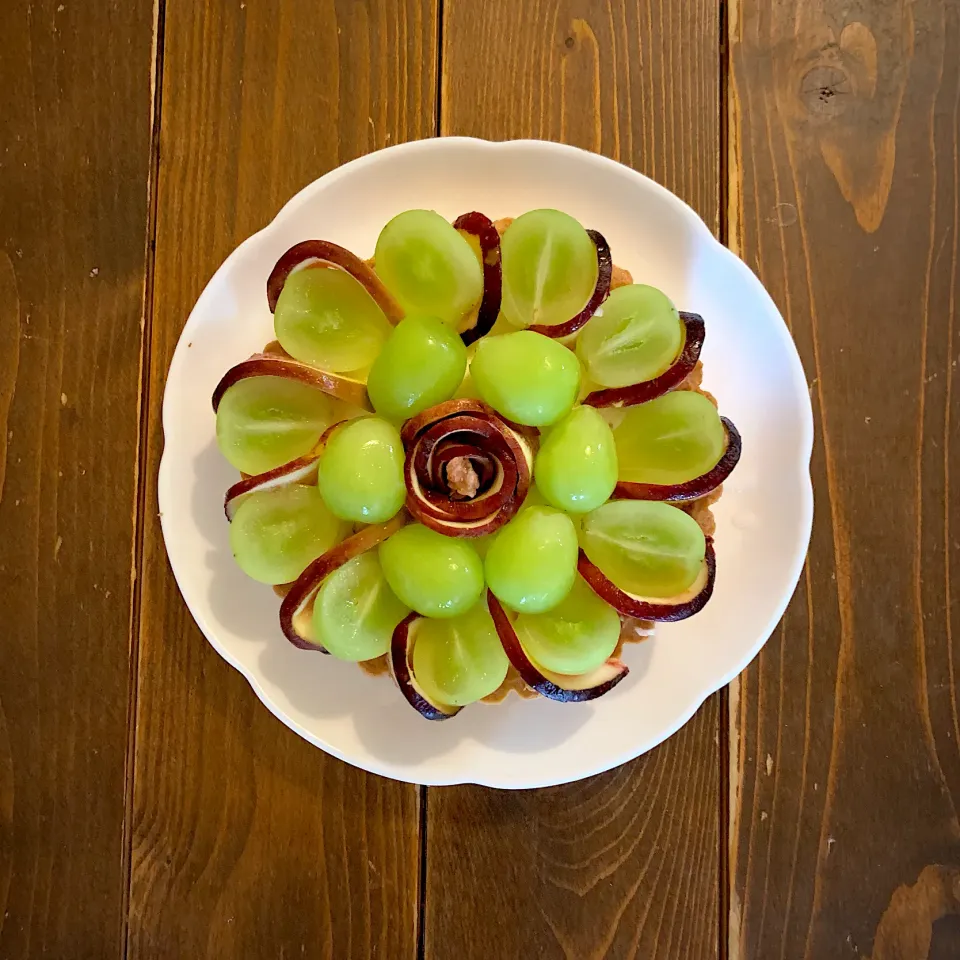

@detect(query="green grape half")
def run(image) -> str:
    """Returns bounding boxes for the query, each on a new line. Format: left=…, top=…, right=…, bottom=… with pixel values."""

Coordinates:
left=581, top=499, right=705, bottom=598
left=317, top=417, right=405, bottom=523
left=613, top=390, right=726, bottom=485
left=313, top=551, right=410, bottom=661
left=470, top=330, right=580, bottom=426
left=374, top=209, right=483, bottom=325
left=274, top=264, right=393, bottom=373
left=216, top=376, right=334, bottom=475
left=485, top=505, right=578, bottom=613
left=411, top=600, right=510, bottom=706
left=367, top=314, right=468, bottom=421
left=534, top=405, right=617, bottom=513
left=230, top=485, right=343, bottom=585
left=577, top=284, right=683, bottom=387
left=500, top=209, right=598, bottom=328
left=379, top=523, right=485, bottom=618
left=515, top=576, right=621, bottom=675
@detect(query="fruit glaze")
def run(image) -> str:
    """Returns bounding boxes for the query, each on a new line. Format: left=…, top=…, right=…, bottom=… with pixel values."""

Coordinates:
left=211, top=209, right=741, bottom=720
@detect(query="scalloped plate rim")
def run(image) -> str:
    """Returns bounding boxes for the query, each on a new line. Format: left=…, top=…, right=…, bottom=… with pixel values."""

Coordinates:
left=158, top=137, right=813, bottom=788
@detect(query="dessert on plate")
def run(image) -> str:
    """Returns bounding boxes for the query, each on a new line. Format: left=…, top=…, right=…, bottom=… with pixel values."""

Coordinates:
left=211, top=208, right=741, bottom=720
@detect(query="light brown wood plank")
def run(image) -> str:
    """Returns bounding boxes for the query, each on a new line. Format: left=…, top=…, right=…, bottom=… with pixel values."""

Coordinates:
left=0, top=0, right=156, bottom=956
left=441, top=0, right=719, bottom=232
left=426, top=704, right=721, bottom=959
left=728, top=0, right=960, bottom=957
left=428, top=2, right=722, bottom=957
left=128, top=2, right=437, bottom=956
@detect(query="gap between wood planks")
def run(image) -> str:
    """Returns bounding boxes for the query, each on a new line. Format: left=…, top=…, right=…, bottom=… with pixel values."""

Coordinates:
left=122, top=0, right=167, bottom=956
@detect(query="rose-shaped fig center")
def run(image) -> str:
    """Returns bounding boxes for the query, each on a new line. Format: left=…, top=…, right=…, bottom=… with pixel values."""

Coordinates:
left=401, top=400, right=536, bottom=538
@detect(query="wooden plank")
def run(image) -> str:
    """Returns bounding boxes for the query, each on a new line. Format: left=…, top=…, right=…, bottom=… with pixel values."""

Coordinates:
left=426, top=705, right=721, bottom=959
left=128, top=2, right=437, bottom=957
left=428, top=3, right=723, bottom=958
left=441, top=0, right=719, bottom=232
left=728, top=1, right=960, bottom=957
left=0, top=1, right=155, bottom=956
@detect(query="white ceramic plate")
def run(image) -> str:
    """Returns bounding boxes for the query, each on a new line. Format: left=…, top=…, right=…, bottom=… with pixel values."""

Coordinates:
left=159, top=138, right=813, bottom=789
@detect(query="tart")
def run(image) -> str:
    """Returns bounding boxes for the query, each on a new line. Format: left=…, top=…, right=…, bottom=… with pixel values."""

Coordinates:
left=212, top=208, right=741, bottom=719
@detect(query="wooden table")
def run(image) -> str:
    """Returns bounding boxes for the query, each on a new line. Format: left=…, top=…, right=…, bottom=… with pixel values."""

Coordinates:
left=2, top=1, right=958, bottom=957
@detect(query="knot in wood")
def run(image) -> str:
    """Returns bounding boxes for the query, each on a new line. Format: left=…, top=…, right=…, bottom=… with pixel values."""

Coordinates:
left=799, top=65, right=851, bottom=118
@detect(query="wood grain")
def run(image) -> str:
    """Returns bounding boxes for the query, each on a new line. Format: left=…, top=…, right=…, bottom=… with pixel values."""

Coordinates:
left=128, top=2, right=436, bottom=957
left=425, top=705, right=721, bottom=959
left=728, top=0, right=960, bottom=957
left=441, top=0, right=719, bottom=231
left=428, top=2, right=722, bottom=957
left=0, top=1, right=155, bottom=956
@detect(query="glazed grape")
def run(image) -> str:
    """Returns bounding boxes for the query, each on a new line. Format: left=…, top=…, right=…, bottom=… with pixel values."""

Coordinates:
left=216, top=376, right=333, bottom=475
left=485, top=505, right=578, bottom=613
left=367, top=315, right=468, bottom=421
left=274, top=264, right=393, bottom=373
left=534, top=405, right=617, bottom=513
left=515, top=576, right=621, bottom=675
left=614, top=390, right=726, bottom=485
left=581, top=499, right=705, bottom=598
left=500, top=209, right=598, bottom=328
left=412, top=601, right=509, bottom=706
left=313, top=551, right=410, bottom=661
left=577, top=284, right=683, bottom=387
left=230, top=485, right=343, bottom=585
left=470, top=330, right=580, bottom=426
left=379, top=523, right=484, bottom=618
left=317, top=417, right=405, bottom=523
left=374, top=210, right=483, bottom=325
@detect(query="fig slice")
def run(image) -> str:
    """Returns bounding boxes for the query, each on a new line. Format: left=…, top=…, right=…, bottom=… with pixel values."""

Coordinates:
left=613, top=417, right=742, bottom=502
left=583, top=311, right=706, bottom=408
left=211, top=352, right=371, bottom=411
left=454, top=211, right=502, bottom=346
left=577, top=538, right=717, bottom=622
left=527, top=229, right=613, bottom=339
left=401, top=399, right=535, bottom=538
left=224, top=451, right=320, bottom=522
left=389, top=613, right=463, bottom=720
left=279, top=512, right=407, bottom=651
left=266, top=239, right=405, bottom=322
left=486, top=592, right=628, bottom=701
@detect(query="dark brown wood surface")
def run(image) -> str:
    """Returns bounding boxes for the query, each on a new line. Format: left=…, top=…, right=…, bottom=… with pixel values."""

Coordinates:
left=0, top=1, right=155, bottom=957
left=2, top=1, right=958, bottom=958
left=728, top=0, right=960, bottom=958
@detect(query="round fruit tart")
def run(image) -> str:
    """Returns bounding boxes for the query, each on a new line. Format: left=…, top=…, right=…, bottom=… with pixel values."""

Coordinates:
left=212, top=209, right=741, bottom=720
